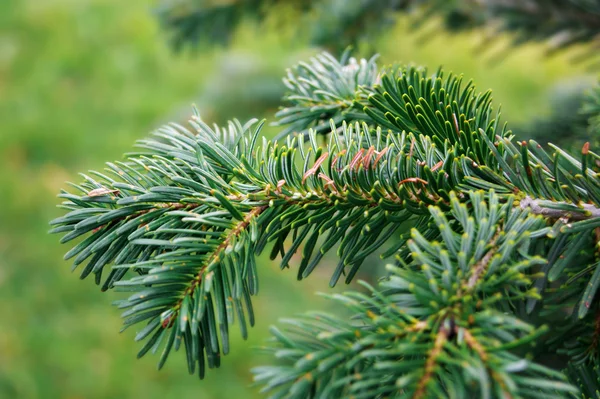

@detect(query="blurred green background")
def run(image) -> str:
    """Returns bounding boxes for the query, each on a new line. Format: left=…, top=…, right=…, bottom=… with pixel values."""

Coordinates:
left=0, top=0, right=594, bottom=398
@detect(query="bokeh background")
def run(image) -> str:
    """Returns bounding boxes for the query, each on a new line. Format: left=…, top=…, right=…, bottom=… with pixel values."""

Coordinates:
left=0, top=0, right=596, bottom=398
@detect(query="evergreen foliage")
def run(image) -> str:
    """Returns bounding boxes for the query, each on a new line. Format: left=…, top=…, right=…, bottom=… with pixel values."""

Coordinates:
left=156, top=0, right=402, bottom=50
left=157, top=0, right=600, bottom=156
left=157, top=0, right=600, bottom=51
left=584, top=84, right=600, bottom=136
left=517, top=79, right=591, bottom=148
left=51, top=52, right=600, bottom=397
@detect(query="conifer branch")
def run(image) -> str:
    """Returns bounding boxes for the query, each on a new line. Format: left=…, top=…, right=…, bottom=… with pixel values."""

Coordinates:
left=50, top=51, right=600, bottom=396
left=252, top=191, right=577, bottom=398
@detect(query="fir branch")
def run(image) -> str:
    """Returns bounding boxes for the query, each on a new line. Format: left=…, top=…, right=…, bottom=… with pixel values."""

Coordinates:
left=49, top=51, right=600, bottom=396
left=253, top=191, right=576, bottom=398
left=169, top=204, right=268, bottom=325
left=275, top=51, right=379, bottom=138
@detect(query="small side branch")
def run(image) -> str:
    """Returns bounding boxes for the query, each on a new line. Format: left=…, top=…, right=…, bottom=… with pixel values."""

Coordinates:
left=519, top=196, right=600, bottom=221
left=463, top=329, right=513, bottom=399
left=169, top=205, right=267, bottom=319
left=467, top=231, right=499, bottom=289
left=463, top=329, right=488, bottom=363
left=412, top=326, right=448, bottom=399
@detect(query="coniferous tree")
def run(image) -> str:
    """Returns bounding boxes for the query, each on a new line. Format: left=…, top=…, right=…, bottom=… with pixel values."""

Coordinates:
left=51, top=50, right=600, bottom=397
left=157, top=0, right=600, bottom=52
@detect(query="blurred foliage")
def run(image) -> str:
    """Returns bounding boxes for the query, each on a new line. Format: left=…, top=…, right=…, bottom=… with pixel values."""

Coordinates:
left=158, top=0, right=600, bottom=59
left=0, top=0, right=596, bottom=397
left=583, top=82, right=600, bottom=137
left=517, top=78, right=592, bottom=148
left=156, top=0, right=404, bottom=52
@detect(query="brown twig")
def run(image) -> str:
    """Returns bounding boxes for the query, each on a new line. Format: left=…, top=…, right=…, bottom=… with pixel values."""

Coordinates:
left=463, top=328, right=513, bottom=399
left=519, top=196, right=600, bottom=221
left=467, top=230, right=500, bottom=289
left=166, top=205, right=268, bottom=324
left=412, top=326, right=448, bottom=399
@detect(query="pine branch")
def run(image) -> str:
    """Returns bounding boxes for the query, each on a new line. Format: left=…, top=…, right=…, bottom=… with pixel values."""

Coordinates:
left=50, top=52, right=600, bottom=395
left=51, top=116, right=450, bottom=375
left=275, top=51, right=379, bottom=138
left=252, top=191, right=578, bottom=398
